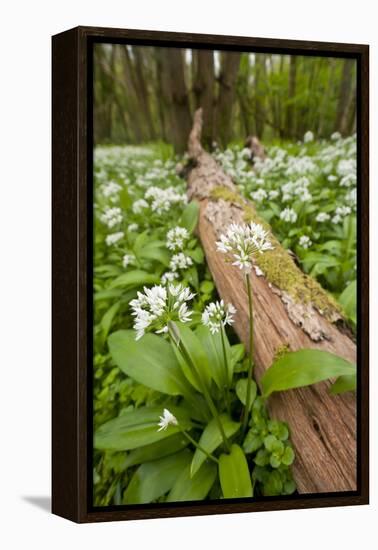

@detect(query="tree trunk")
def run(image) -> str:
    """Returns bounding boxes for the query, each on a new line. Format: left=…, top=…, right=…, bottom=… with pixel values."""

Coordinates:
left=285, top=56, right=297, bottom=139
left=254, top=55, right=266, bottom=139
left=193, top=50, right=215, bottom=149
left=185, top=109, right=357, bottom=494
left=132, top=47, right=156, bottom=140
left=214, top=52, right=241, bottom=147
left=164, top=48, right=193, bottom=153
left=335, top=59, right=354, bottom=135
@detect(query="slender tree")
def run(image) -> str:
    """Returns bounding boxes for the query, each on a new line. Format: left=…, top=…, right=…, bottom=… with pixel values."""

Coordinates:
left=214, top=52, right=242, bottom=147
left=335, top=59, right=355, bottom=135
left=193, top=50, right=215, bottom=148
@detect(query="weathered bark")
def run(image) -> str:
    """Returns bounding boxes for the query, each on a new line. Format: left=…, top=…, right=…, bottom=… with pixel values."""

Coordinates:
left=254, top=55, right=266, bottom=139
left=214, top=52, right=242, bottom=147
left=132, top=47, right=156, bottom=140
left=193, top=50, right=215, bottom=148
left=165, top=48, right=193, bottom=153
left=335, top=59, right=354, bottom=135
left=186, top=109, right=357, bottom=494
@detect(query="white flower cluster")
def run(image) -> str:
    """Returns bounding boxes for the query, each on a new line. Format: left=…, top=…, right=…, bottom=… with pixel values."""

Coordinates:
left=201, top=300, right=236, bottom=335
left=250, top=188, right=268, bottom=203
left=166, top=226, right=190, bottom=251
left=281, top=177, right=312, bottom=203
left=145, top=186, right=187, bottom=214
left=332, top=205, right=352, bottom=224
left=161, top=271, right=179, bottom=285
left=122, top=254, right=135, bottom=268
left=105, top=231, right=124, bottom=246
left=280, top=208, right=297, bottom=223
left=128, top=223, right=139, bottom=232
left=101, top=181, right=122, bottom=200
left=299, top=235, right=312, bottom=249
left=303, top=131, right=314, bottom=143
left=100, top=206, right=123, bottom=228
left=157, top=409, right=178, bottom=431
left=315, top=212, right=331, bottom=223
left=130, top=283, right=195, bottom=340
left=169, top=253, right=193, bottom=272
left=216, top=222, right=274, bottom=273
left=132, top=198, right=149, bottom=214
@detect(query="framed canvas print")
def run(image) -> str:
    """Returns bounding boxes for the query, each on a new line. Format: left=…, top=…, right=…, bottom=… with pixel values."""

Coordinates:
left=52, top=26, right=369, bottom=523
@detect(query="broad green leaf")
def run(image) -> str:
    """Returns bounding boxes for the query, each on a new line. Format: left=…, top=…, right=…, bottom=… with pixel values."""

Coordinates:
left=338, top=280, right=356, bottom=324
left=261, top=349, right=356, bottom=397
left=139, top=242, right=171, bottom=266
left=167, top=461, right=217, bottom=502
left=101, top=302, right=120, bottom=339
left=219, top=444, right=253, bottom=498
left=94, top=288, right=123, bottom=302
left=329, top=373, right=356, bottom=394
left=191, top=414, right=240, bottom=477
left=188, top=247, right=204, bottom=264
left=109, top=269, right=159, bottom=289
left=174, top=322, right=212, bottom=389
left=179, top=201, right=199, bottom=234
left=195, top=325, right=231, bottom=389
left=230, top=344, right=245, bottom=367
left=124, top=449, right=192, bottom=504
left=124, top=433, right=189, bottom=468
left=95, top=406, right=192, bottom=451
left=108, top=330, right=192, bottom=396
left=236, top=379, right=257, bottom=411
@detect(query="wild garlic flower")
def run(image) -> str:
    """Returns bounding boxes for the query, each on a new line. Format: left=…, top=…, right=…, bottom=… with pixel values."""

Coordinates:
left=157, top=409, right=178, bottom=431
left=105, top=231, right=124, bottom=246
left=216, top=222, right=274, bottom=273
left=170, top=253, right=193, bottom=272
left=100, top=206, right=123, bottom=228
left=130, top=283, right=195, bottom=340
left=280, top=208, right=297, bottom=223
left=299, top=235, right=312, bottom=249
left=129, top=223, right=139, bottom=232
left=122, top=254, right=135, bottom=268
left=161, top=271, right=179, bottom=285
left=202, top=300, right=237, bottom=334
left=331, top=131, right=341, bottom=141
left=145, top=186, right=187, bottom=215
left=303, top=131, right=314, bottom=143
left=316, top=212, right=331, bottom=223
left=132, top=198, right=149, bottom=214
left=250, top=188, right=268, bottom=203
left=101, top=181, right=122, bottom=198
left=166, top=226, right=189, bottom=251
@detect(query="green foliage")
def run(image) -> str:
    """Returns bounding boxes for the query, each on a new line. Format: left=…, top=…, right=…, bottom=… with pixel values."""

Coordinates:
left=219, top=444, right=253, bottom=498
left=261, top=349, right=356, bottom=397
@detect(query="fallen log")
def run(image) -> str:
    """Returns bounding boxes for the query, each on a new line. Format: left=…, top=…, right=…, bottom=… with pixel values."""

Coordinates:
left=186, top=108, right=357, bottom=494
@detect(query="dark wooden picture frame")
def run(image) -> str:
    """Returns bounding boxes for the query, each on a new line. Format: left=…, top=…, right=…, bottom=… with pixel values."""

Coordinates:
left=52, top=26, right=369, bottom=523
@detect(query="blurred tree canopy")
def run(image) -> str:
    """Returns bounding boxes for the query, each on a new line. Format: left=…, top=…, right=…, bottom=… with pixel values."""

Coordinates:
left=94, top=44, right=356, bottom=152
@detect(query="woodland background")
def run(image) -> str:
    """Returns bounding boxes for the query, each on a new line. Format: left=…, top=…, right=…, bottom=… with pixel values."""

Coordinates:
left=94, top=45, right=357, bottom=151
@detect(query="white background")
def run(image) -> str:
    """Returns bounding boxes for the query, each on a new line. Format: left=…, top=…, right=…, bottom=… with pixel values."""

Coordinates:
left=0, top=1, right=376, bottom=548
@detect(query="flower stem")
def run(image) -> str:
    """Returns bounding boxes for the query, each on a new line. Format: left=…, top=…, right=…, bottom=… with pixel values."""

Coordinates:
left=180, top=429, right=219, bottom=464
left=220, top=326, right=231, bottom=415
left=242, top=272, right=254, bottom=437
left=168, top=324, right=231, bottom=452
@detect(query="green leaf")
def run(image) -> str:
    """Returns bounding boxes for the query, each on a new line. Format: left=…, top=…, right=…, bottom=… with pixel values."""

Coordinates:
left=219, top=444, right=253, bottom=498
left=124, top=449, right=192, bottom=504
left=109, top=270, right=159, bottom=289
left=108, top=330, right=192, bottom=396
left=124, top=433, right=189, bottom=468
left=338, top=280, right=356, bottom=324
left=195, top=325, right=231, bottom=389
left=230, top=344, right=245, bottom=367
left=261, top=349, right=356, bottom=397
left=188, top=246, right=204, bottom=264
left=101, top=302, right=120, bottom=339
left=329, top=373, right=357, bottom=394
left=174, top=322, right=212, bottom=389
left=139, top=242, right=171, bottom=266
left=95, top=406, right=192, bottom=451
left=167, top=462, right=217, bottom=502
left=236, top=379, right=257, bottom=411
left=191, top=414, right=240, bottom=477
left=281, top=446, right=295, bottom=466
left=243, top=431, right=263, bottom=454
left=179, top=201, right=199, bottom=234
